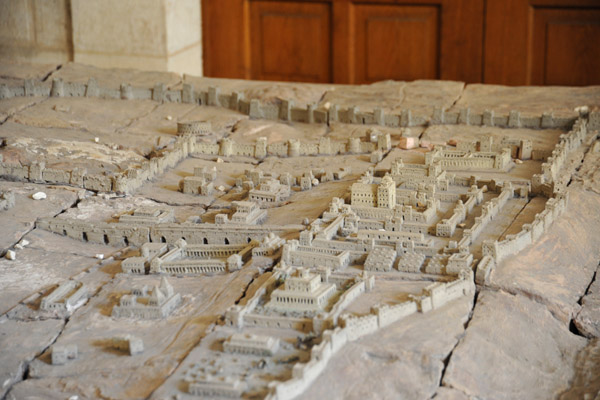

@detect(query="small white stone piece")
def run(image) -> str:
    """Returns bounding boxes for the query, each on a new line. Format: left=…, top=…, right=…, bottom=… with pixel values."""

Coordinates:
left=217, top=185, right=225, bottom=191
left=5, top=250, right=16, bottom=260
left=216, top=157, right=224, bottom=163
left=515, top=159, right=523, bottom=164
left=398, top=137, right=417, bottom=150
left=311, top=178, right=319, bottom=186
left=166, top=115, right=172, bottom=121
left=53, top=104, right=70, bottom=113
left=95, top=254, right=104, bottom=260
left=94, top=137, right=99, bottom=143
left=19, top=239, right=30, bottom=247
left=32, top=192, right=47, bottom=200
left=68, top=396, right=79, bottom=400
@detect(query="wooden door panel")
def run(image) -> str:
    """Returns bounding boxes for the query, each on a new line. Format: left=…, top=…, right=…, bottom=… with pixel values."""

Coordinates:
left=531, top=8, right=600, bottom=85
left=202, top=0, right=483, bottom=84
left=353, top=4, right=440, bottom=83
left=249, top=1, right=332, bottom=82
left=202, top=0, right=247, bottom=78
left=202, top=0, right=600, bottom=85
left=485, top=0, right=600, bottom=86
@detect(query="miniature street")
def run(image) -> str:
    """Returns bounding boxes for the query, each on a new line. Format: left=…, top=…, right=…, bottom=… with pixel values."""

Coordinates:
left=0, top=62, right=599, bottom=400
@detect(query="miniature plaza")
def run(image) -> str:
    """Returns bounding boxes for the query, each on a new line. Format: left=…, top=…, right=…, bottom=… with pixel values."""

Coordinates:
left=0, top=63, right=599, bottom=400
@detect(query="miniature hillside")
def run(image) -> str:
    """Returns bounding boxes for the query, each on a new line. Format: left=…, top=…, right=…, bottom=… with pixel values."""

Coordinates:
left=0, top=62, right=599, bottom=400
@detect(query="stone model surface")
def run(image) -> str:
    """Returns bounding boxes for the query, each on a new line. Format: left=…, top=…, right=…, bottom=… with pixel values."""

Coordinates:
left=0, top=62, right=599, bottom=400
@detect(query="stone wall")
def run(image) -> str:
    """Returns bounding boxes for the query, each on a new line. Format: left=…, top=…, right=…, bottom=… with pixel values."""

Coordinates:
left=0, top=127, right=195, bottom=195
left=482, top=192, right=569, bottom=264
left=264, top=270, right=474, bottom=400
left=0, top=0, right=72, bottom=65
left=0, top=78, right=587, bottom=132
left=533, top=117, right=587, bottom=191
left=0, top=0, right=202, bottom=75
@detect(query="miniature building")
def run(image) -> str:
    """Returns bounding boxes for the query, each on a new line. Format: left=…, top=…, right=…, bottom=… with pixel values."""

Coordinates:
left=0, top=190, right=15, bottom=210
left=300, top=175, right=312, bottom=191
left=188, top=377, right=247, bottom=398
left=350, top=175, right=376, bottom=207
left=40, top=280, right=88, bottom=312
left=424, top=255, right=448, bottom=274
left=230, top=201, right=267, bottom=225
left=283, top=240, right=351, bottom=270
left=390, top=159, right=447, bottom=190
left=266, top=268, right=336, bottom=312
left=351, top=174, right=396, bottom=208
left=111, top=335, right=144, bottom=355
left=121, top=243, right=169, bottom=274
left=248, top=178, right=291, bottom=204
left=457, top=135, right=533, bottom=160
left=446, top=252, right=474, bottom=275
left=334, top=167, right=352, bottom=180
left=376, top=175, right=396, bottom=209
left=436, top=200, right=467, bottom=237
left=251, top=233, right=285, bottom=266
left=112, top=277, right=181, bottom=319
left=397, top=253, right=426, bottom=273
left=182, top=166, right=217, bottom=195
left=119, top=206, right=175, bottom=225
left=364, top=246, right=396, bottom=272
left=148, top=239, right=255, bottom=274
left=177, top=120, right=211, bottom=136
left=425, top=146, right=512, bottom=171
left=51, top=344, right=78, bottom=365
left=223, top=333, right=279, bottom=356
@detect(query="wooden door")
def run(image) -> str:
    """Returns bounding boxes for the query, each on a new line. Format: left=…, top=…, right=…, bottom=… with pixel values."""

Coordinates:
left=484, top=0, right=600, bottom=85
left=202, top=0, right=483, bottom=84
left=202, top=0, right=600, bottom=85
left=248, top=1, right=332, bottom=82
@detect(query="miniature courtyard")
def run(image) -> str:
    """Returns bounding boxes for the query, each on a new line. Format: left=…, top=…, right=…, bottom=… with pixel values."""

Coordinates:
left=0, top=62, right=599, bottom=400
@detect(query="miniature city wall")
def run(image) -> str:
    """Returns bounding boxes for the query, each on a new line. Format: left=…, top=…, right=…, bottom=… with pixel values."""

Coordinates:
left=1, top=77, right=598, bottom=196
left=218, top=264, right=474, bottom=400
left=257, top=269, right=475, bottom=400
left=37, top=216, right=298, bottom=247
left=3, top=77, right=597, bottom=130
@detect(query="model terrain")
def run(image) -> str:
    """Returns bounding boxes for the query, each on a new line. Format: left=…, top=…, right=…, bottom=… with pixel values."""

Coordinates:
left=0, top=62, right=599, bottom=400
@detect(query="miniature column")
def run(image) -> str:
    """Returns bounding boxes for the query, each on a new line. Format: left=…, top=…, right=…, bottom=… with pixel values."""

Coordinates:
left=374, top=107, right=385, bottom=126
left=230, top=91, right=242, bottom=111
left=120, top=83, right=133, bottom=100
left=182, top=83, right=195, bottom=104
left=458, top=108, right=470, bottom=125
left=208, top=86, right=220, bottom=106
left=508, top=110, right=521, bottom=128
left=50, top=78, right=64, bottom=97
left=153, top=83, right=166, bottom=102
left=483, top=110, right=494, bottom=127
left=432, top=107, right=444, bottom=124
left=401, top=109, right=412, bottom=127
left=280, top=99, right=293, bottom=121
left=85, top=78, right=99, bottom=97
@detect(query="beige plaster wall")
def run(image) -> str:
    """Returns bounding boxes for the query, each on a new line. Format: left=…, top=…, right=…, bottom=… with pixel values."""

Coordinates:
left=0, top=0, right=202, bottom=76
left=0, top=0, right=73, bottom=65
